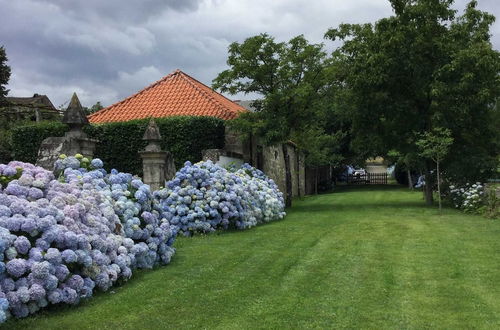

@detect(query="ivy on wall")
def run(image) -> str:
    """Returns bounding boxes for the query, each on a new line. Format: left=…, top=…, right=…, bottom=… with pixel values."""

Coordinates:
left=11, top=121, right=68, bottom=164
left=11, top=116, right=225, bottom=175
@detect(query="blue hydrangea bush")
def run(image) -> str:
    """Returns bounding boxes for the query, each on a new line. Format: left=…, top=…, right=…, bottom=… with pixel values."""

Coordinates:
left=155, top=161, right=285, bottom=236
left=0, top=155, right=176, bottom=322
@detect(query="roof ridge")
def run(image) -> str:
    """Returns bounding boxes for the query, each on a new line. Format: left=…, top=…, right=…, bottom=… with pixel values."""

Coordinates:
left=176, top=71, right=244, bottom=116
left=88, top=69, right=247, bottom=123
left=89, top=69, right=182, bottom=120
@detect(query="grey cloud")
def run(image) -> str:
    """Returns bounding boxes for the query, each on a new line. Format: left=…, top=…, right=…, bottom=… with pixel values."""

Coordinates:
left=33, top=0, right=202, bottom=22
left=1, top=0, right=498, bottom=109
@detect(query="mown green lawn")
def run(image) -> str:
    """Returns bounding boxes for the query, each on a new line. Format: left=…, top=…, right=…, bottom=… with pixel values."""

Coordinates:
left=3, top=186, right=500, bottom=329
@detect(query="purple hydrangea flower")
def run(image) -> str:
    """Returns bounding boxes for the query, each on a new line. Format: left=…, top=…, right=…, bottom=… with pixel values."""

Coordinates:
left=90, top=159, right=103, bottom=169
left=17, top=286, right=30, bottom=303
left=2, top=167, right=17, bottom=177
left=29, top=284, right=46, bottom=301
left=31, top=261, right=51, bottom=280
left=6, top=259, right=27, bottom=278
left=14, top=236, right=31, bottom=255
left=44, top=248, right=62, bottom=264
left=47, top=289, right=62, bottom=304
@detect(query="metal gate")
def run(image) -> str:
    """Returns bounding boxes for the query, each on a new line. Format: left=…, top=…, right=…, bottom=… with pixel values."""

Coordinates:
left=347, top=173, right=388, bottom=185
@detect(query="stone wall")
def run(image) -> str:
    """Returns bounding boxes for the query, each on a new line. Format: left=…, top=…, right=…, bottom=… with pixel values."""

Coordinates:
left=262, top=145, right=287, bottom=195
left=287, top=144, right=306, bottom=197
left=205, top=131, right=306, bottom=198
left=287, top=144, right=298, bottom=197
left=202, top=149, right=226, bottom=163
left=224, top=127, right=251, bottom=161
left=299, top=153, right=305, bottom=197
left=261, top=143, right=305, bottom=198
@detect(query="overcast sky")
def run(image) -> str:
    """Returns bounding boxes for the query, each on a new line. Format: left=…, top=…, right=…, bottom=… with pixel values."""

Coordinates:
left=1, top=0, right=498, bottom=108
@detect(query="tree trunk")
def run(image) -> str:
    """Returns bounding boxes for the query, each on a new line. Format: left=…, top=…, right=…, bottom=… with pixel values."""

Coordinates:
left=424, top=161, right=434, bottom=205
left=437, top=160, right=441, bottom=213
left=282, top=144, right=292, bottom=207
left=296, top=152, right=301, bottom=198
left=407, top=169, right=413, bottom=190
left=314, top=168, right=318, bottom=195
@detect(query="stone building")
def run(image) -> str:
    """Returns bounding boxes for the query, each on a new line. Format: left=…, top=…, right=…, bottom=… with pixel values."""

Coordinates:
left=2, top=94, right=62, bottom=124
left=89, top=69, right=306, bottom=199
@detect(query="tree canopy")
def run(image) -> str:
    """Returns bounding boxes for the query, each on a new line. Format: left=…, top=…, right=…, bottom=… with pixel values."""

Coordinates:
left=84, top=101, right=104, bottom=115
left=0, top=46, right=11, bottom=105
left=325, top=0, right=500, bottom=203
left=213, top=34, right=342, bottom=204
left=213, top=34, right=329, bottom=146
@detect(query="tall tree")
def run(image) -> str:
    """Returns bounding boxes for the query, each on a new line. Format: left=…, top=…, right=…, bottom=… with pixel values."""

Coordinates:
left=416, top=127, right=453, bottom=212
left=84, top=101, right=104, bottom=115
left=213, top=34, right=330, bottom=206
left=0, top=46, right=11, bottom=105
left=325, top=0, right=500, bottom=205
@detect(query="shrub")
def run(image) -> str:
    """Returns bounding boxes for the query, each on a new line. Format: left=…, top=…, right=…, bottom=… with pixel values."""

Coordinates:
left=447, top=182, right=500, bottom=218
left=11, top=122, right=68, bottom=164
left=448, top=183, right=485, bottom=213
left=0, top=155, right=176, bottom=322
left=155, top=161, right=285, bottom=236
left=0, top=129, right=13, bottom=164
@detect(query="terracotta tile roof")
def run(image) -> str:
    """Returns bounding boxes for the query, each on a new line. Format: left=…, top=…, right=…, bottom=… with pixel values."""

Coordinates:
left=88, top=70, right=247, bottom=123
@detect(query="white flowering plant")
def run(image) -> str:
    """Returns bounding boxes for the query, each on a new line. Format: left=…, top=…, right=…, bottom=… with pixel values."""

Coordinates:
left=448, top=182, right=485, bottom=213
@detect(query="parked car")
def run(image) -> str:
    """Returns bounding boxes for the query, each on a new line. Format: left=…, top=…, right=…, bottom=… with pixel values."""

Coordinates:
left=350, top=169, right=369, bottom=183
left=353, top=169, right=366, bottom=176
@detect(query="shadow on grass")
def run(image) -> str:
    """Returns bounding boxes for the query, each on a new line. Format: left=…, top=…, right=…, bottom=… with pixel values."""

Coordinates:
left=290, top=185, right=436, bottom=214
left=290, top=201, right=430, bottom=214
left=332, top=184, right=409, bottom=193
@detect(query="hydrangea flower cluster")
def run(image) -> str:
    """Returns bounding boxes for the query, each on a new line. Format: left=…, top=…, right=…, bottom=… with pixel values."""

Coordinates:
left=448, top=182, right=485, bottom=212
left=0, top=156, right=176, bottom=322
left=155, top=161, right=285, bottom=236
left=0, top=163, right=23, bottom=188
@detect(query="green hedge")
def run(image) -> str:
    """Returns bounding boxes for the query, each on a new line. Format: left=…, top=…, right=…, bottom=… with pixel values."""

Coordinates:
left=11, top=121, right=68, bottom=164
left=10, top=116, right=225, bottom=175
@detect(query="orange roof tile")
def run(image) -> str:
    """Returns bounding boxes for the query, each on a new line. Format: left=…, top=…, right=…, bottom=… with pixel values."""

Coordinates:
left=88, top=69, right=247, bottom=123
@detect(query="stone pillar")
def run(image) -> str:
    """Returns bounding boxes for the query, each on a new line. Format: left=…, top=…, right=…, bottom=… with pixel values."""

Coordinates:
left=140, top=151, right=168, bottom=191
left=139, top=119, right=168, bottom=191
left=164, top=151, right=176, bottom=181
left=36, top=93, right=99, bottom=170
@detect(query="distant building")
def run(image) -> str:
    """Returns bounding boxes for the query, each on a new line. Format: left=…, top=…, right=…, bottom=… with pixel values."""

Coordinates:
left=234, top=100, right=258, bottom=112
left=365, top=157, right=388, bottom=174
left=3, top=93, right=62, bottom=123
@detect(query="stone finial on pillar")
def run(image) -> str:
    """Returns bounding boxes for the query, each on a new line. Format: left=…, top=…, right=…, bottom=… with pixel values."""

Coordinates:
left=139, top=119, right=168, bottom=192
left=63, top=92, right=89, bottom=138
left=36, top=92, right=99, bottom=169
left=142, top=118, right=162, bottom=151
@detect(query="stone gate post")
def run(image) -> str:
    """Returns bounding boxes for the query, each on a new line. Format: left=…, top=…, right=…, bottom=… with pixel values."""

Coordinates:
left=139, top=119, right=168, bottom=191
